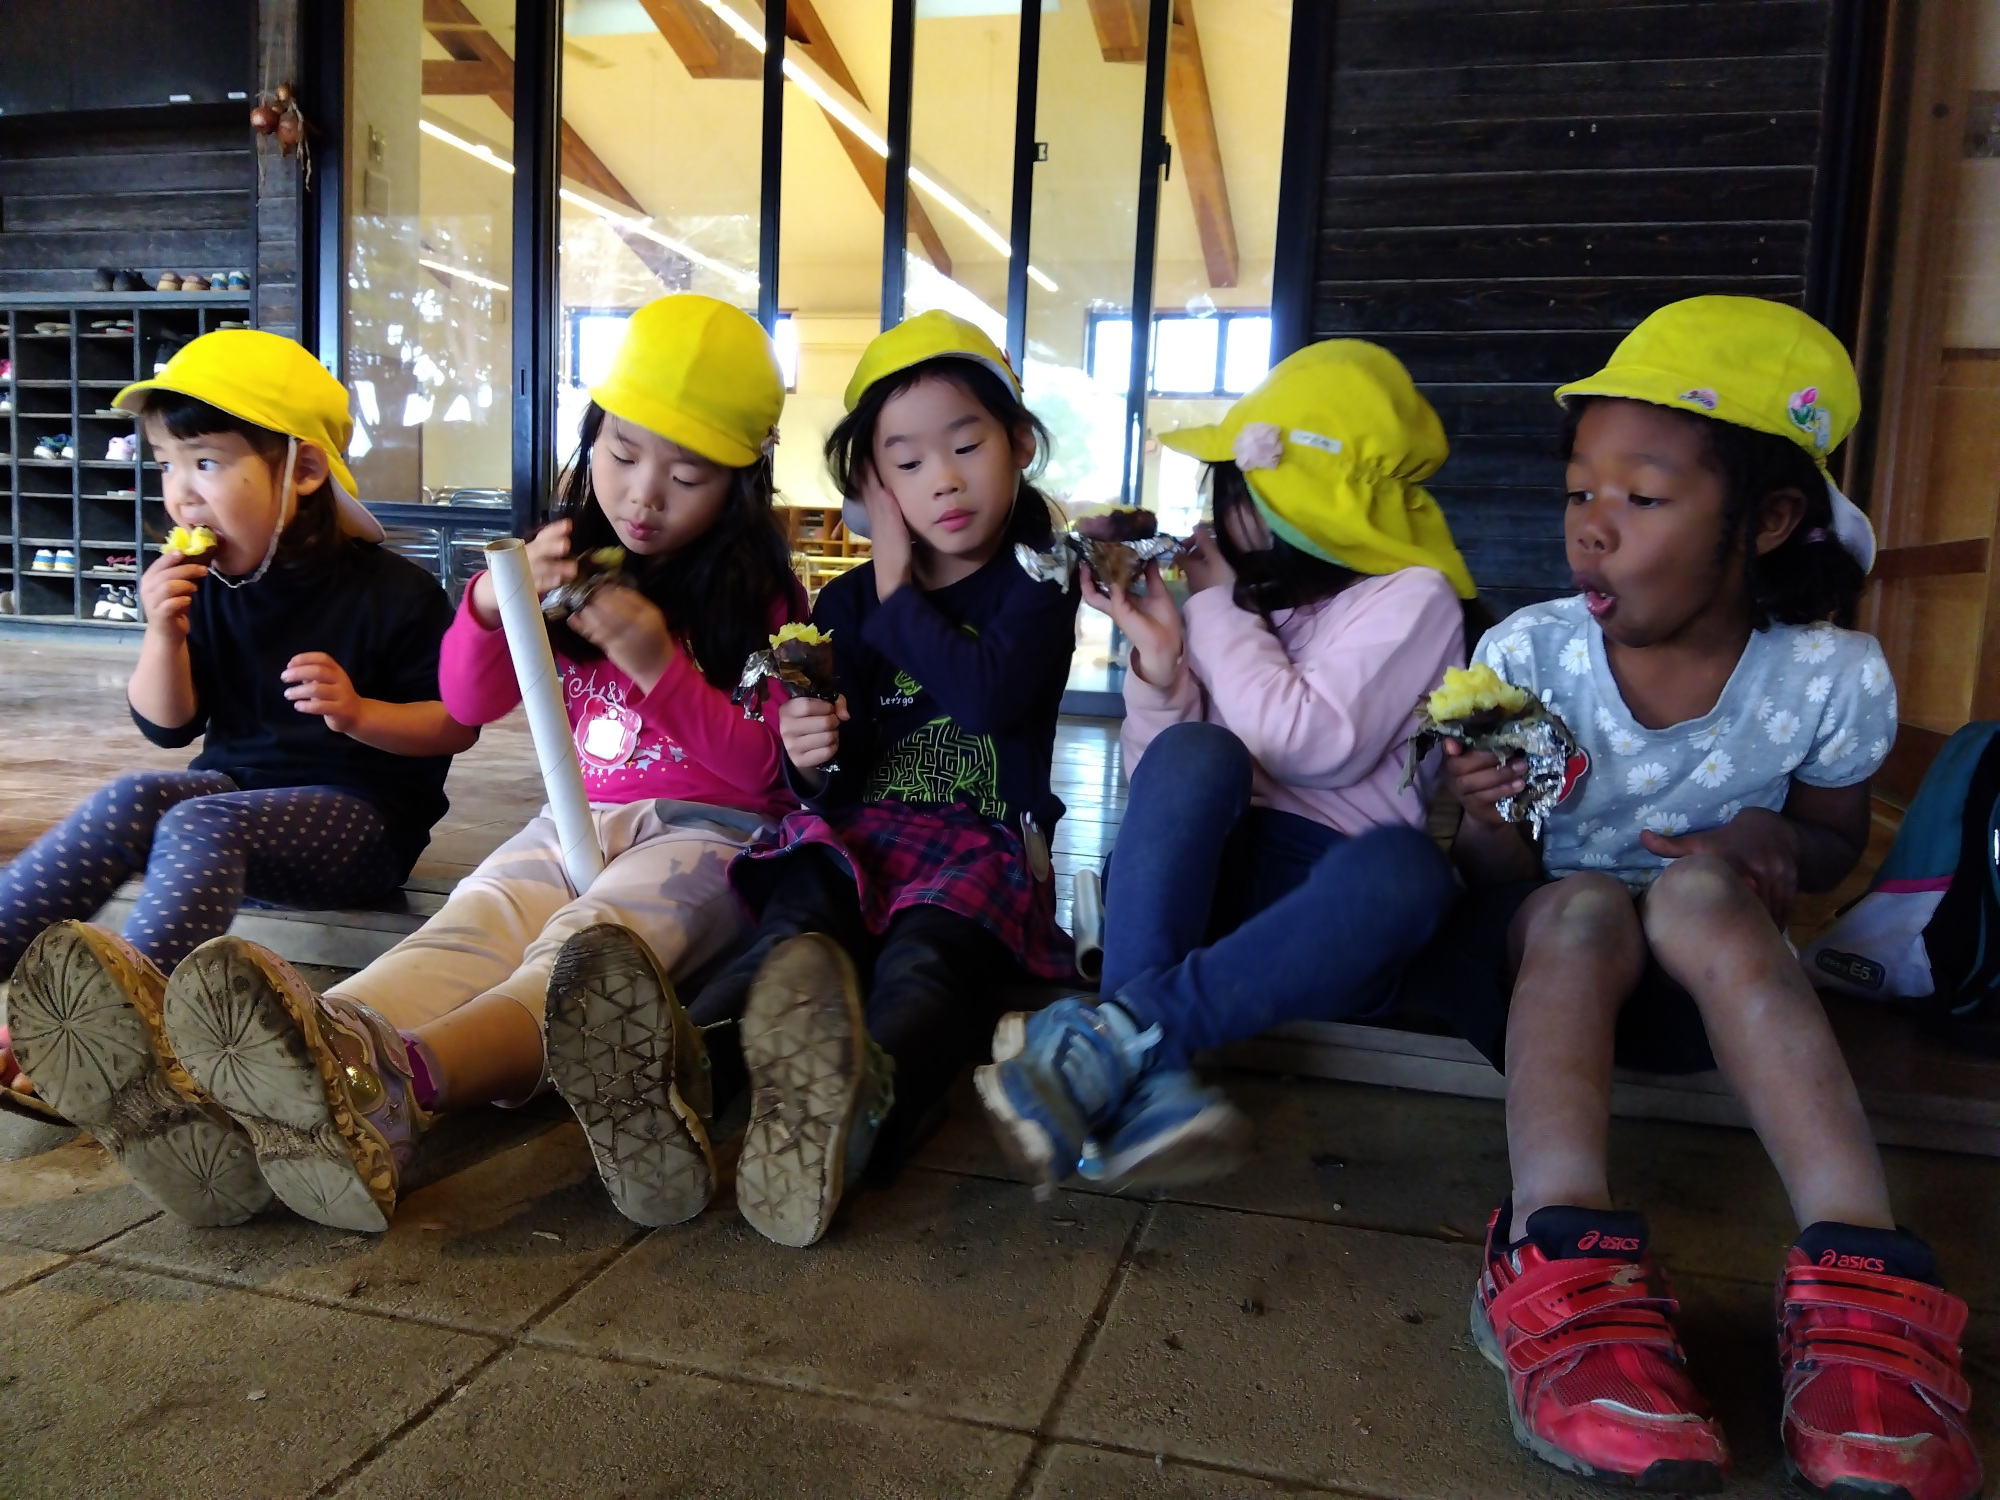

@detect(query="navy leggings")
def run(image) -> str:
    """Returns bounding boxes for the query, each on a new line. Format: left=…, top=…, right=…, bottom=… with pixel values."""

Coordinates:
left=0, top=771, right=404, bottom=976
left=1102, top=722, right=1458, bottom=1070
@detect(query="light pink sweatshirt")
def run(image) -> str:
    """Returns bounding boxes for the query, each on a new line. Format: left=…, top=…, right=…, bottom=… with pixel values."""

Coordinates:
left=1122, top=567, right=1465, bottom=835
left=439, top=585, right=803, bottom=823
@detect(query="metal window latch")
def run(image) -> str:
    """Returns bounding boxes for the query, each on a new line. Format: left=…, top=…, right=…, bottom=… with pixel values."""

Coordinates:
left=1034, top=141, right=1048, bottom=162
left=1158, top=138, right=1172, bottom=179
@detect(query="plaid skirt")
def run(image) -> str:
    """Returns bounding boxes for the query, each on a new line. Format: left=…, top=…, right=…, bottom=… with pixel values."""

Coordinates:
left=730, top=799, right=1076, bottom=980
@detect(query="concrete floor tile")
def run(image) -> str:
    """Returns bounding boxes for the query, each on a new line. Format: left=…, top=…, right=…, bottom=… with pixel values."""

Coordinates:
left=1031, top=1444, right=1342, bottom=1497
left=338, top=1347, right=1033, bottom=1499
left=1055, top=1206, right=1580, bottom=1498
left=92, top=1121, right=639, bottom=1334
left=0, top=1135, right=159, bottom=1252
left=0, top=1261, right=494, bottom=1500
left=533, top=1169, right=1141, bottom=1427
left=0, top=1243, right=65, bottom=1293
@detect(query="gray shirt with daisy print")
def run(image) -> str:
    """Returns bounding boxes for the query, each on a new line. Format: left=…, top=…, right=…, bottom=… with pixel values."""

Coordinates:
left=1475, top=595, right=1896, bottom=890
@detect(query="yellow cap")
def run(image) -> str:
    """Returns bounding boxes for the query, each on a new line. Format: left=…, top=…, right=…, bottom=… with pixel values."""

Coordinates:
left=1554, top=296, right=1859, bottom=460
left=590, top=294, right=783, bottom=468
left=115, top=328, right=381, bottom=541
left=1160, top=340, right=1476, bottom=599
left=843, top=309, right=1018, bottom=411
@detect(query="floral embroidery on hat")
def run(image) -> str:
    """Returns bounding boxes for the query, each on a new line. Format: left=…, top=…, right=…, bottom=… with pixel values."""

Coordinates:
left=1787, top=386, right=1833, bottom=450
left=1233, top=422, right=1285, bottom=471
left=1678, top=387, right=1720, bottom=411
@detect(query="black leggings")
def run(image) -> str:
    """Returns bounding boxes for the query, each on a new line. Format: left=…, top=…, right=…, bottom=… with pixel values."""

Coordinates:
left=689, top=846, right=1013, bottom=1174
left=0, top=771, right=405, bottom=976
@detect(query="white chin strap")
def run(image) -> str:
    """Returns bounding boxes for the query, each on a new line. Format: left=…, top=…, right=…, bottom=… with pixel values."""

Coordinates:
left=1825, top=478, right=1876, bottom=575
left=216, top=437, right=299, bottom=589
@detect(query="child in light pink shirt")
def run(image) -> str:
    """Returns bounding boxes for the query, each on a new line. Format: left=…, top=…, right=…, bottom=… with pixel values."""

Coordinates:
left=978, top=341, right=1480, bottom=1194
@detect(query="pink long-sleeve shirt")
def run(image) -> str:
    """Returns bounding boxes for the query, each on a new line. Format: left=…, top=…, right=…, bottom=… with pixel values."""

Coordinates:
left=1122, top=567, right=1465, bottom=836
left=439, top=585, right=803, bottom=823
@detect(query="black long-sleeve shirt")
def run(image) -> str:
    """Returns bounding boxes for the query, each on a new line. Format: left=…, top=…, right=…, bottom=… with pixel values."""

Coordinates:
left=132, top=542, right=460, bottom=876
left=804, top=548, right=1079, bottom=833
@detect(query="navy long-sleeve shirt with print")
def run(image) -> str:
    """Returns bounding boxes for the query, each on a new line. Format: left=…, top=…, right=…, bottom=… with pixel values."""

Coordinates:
left=801, top=548, right=1079, bottom=833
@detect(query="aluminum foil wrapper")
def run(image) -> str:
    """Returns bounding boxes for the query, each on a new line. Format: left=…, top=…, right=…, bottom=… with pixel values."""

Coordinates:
left=731, top=647, right=840, bottom=721
left=1014, top=532, right=1183, bottom=592
left=540, top=547, right=628, bottom=622
left=1401, top=701, right=1579, bottom=839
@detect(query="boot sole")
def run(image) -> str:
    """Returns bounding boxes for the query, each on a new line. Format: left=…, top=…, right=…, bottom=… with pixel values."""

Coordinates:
left=545, top=924, right=714, bottom=1227
left=1468, top=1290, right=1725, bottom=1494
left=163, top=938, right=393, bottom=1233
left=972, top=1062, right=1063, bottom=1200
left=736, top=934, right=866, bottom=1248
left=8, top=923, right=269, bottom=1226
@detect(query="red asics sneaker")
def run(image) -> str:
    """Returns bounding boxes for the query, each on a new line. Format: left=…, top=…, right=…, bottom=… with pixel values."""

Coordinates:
left=1473, top=1204, right=1729, bottom=1491
left=1778, top=1246, right=1982, bottom=1500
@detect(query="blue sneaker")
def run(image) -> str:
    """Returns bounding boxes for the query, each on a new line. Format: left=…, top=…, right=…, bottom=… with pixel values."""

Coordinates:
left=1078, top=1067, right=1252, bottom=1192
left=973, top=999, right=1159, bottom=1197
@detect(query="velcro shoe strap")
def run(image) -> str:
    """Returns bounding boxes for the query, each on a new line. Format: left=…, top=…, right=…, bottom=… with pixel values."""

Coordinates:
left=1489, top=1257, right=1671, bottom=1340
left=1793, top=1325, right=1972, bottom=1412
left=1783, top=1266, right=1969, bottom=1342
left=1504, top=1308, right=1682, bottom=1377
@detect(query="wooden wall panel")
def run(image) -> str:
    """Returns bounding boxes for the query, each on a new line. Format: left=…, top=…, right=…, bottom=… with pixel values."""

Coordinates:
left=1310, top=0, right=1837, bottom=613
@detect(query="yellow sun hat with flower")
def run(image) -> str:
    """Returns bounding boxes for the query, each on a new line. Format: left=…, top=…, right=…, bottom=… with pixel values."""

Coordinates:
left=1553, top=295, right=1875, bottom=571
left=591, top=294, right=785, bottom=468
left=843, top=309, right=1018, bottom=410
left=114, top=328, right=382, bottom=540
left=1159, top=339, right=1476, bottom=599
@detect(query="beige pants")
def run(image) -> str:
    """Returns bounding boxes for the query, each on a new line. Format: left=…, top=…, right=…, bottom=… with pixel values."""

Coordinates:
left=329, top=800, right=764, bottom=1032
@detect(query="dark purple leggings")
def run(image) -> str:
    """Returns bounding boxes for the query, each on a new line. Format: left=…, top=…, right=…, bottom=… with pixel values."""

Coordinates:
left=0, top=771, right=403, bottom=976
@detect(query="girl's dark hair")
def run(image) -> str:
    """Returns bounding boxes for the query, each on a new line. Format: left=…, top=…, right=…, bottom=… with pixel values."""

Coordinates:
left=545, top=402, right=796, bottom=689
left=1207, top=460, right=1496, bottom=644
left=1563, top=398, right=1866, bottom=628
left=824, top=356, right=1057, bottom=551
left=140, top=390, right=347, bottom=565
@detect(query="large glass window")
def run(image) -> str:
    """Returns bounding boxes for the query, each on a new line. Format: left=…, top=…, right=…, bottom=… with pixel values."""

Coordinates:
left=344, top=0, right=516, bottom=505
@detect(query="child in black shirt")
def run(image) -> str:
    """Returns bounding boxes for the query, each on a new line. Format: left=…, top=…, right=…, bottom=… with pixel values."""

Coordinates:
left=1, top=330, right=474, bottom=1227
left=686, top=311, right=1079, bottom=1247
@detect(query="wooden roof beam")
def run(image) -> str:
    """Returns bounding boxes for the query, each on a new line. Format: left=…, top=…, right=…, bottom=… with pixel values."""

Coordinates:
left=1165, top=0, right=1238, bottom=287
left=636, top=0, right=762, bottom=79
left=1088, top=0, right=1147, bottom=62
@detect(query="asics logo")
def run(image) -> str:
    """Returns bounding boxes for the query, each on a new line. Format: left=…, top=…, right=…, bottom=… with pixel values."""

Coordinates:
left=1818, top=1251, right=1886, bottom=1272
left=1577, top=1231, right=1640, bottom=1252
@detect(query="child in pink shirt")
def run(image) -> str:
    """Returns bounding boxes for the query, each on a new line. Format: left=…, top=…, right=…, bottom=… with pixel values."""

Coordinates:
left=979, top=341, right=1479, bottom=1194
left=151, top=297, right=805, bottom=1233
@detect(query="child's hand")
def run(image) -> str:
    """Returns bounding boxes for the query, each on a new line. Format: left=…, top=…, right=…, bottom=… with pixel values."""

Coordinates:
left=569, top=584, right=673, bottom=692
left=1442, top=737, right=1529, bottom=831
left=861, top=465, right=913, bottom=601
left=779, top=692, right=847, bottom=771
left=1179, top=524, right=1237, bottom=595
left=282, top=652, right=365, bottom=734
left=468, top=519, right=578, bottom=629
left=139, top=547, right=208, bottom=639
left=1642, top=808, right=1800, bottom=925
left=1081, top=558, right=1184, bottom=689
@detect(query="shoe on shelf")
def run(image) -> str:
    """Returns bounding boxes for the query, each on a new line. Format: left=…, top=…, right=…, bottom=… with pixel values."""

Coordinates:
left=181, top=274, right=210, bottom=292
left=164, top=936, right=430, bottom=1233
left=155, top=272, right=181, bottom=292
left=6, top=921, right=272, bottom=1226
left=1777, top=1236, right=1982, bottom=1500
left=93, top=585, right=128, bottom=620
left=545, top=923, right=717, bottom=1227
left=33, top=321, right=71, bottom=335
left=0, top=357, right=12, bottom=381
left=206, top=271, right=229, bottom=290
left=0, top=396, right=12, bottom=415
left=93, top=266, right=116, bottom=291
left=106, top=434, right=137, bottom=462
left=1473, top=1203, right=1728, bottom=1491
left=102, top=553, right=137, bottom=573
left=29, top=549, right=55, bottom=572
left=51, top=549, right=76, bottom=573
left=114, top=268, right=148, bottom=293
left=36, top=433, right=68, bottom=458
left=735, top=933, right=895, bottom=1248
left=0, top=591, right=15, bottom=615
left=227, top=271, right=249, bottom=290
left=976, top=997, right=1160, bottom=1196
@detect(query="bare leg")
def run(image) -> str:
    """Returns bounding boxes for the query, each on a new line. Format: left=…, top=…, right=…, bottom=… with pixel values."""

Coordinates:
left=1642, top=853, right=1891, bottom=1230
left=409, top=993, right=545, bottom=1109
left=1503, top=873, right=1648, bottom=1224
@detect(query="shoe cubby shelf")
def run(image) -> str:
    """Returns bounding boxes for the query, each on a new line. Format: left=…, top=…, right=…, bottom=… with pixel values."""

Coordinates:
left=0, top=294, right=250, bottom=626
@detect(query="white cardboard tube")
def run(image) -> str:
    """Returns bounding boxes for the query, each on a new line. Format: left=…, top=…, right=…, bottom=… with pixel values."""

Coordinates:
left=483, top=538, right=604, bottom=894
left=1072, top=866, right=1105, bottom=985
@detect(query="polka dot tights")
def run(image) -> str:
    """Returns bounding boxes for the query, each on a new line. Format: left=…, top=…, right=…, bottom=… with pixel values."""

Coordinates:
left=0, top=772, right=404, bottom=975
